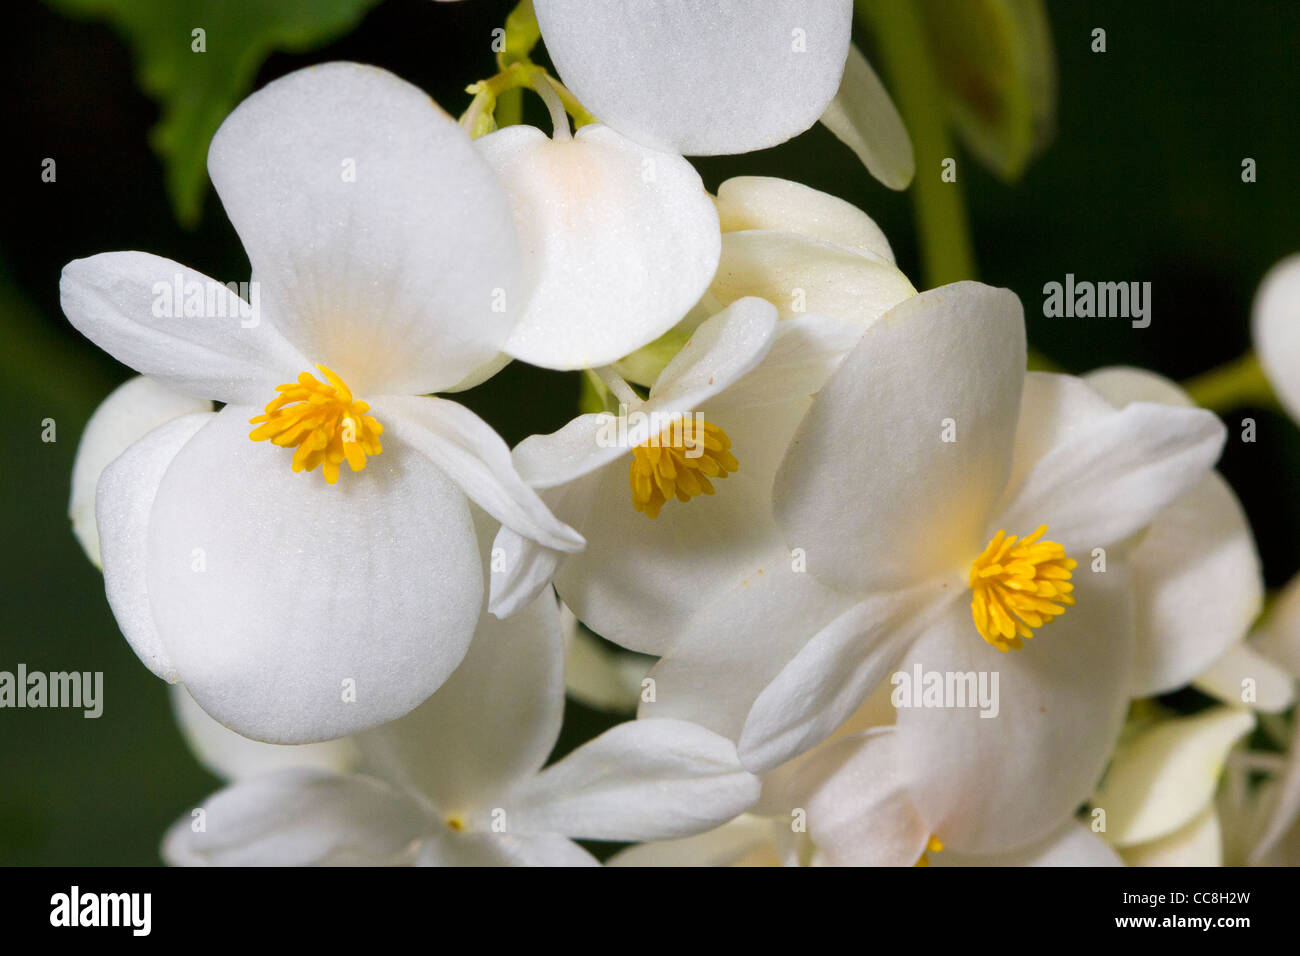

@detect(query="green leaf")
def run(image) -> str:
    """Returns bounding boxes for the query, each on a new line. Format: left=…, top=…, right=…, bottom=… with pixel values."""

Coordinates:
left=45, top=0, right=382, bottom=226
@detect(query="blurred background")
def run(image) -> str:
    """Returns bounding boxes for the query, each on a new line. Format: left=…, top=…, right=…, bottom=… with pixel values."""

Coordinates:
left=2, top=0, right=1298, bottom=864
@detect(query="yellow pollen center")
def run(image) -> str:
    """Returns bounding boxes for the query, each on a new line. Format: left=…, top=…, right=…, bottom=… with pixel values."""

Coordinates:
left=914, top=835, right=944, bottom=867
left=629, top=417, right=737, bottom=518
left=968, top=524, right=1076, bottom=652
left=248, top=364, right=383, bottom=485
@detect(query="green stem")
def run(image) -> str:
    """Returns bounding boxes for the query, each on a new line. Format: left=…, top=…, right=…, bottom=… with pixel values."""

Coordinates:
left=1182, top=352, right=1277, bottom=413
left=857, top=0, right=975, bottom=288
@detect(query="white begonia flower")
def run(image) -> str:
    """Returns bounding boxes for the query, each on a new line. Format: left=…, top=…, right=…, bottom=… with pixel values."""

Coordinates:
left=1082, top=367, right=1282, bottom=708
left=643, top=281, right=1226, bottom=854
left=613, top=692, right=1121, bottom=868
left=162, top=558, right=760, bottom=867
left=475, top=116, right=722, bottom=370
left=1089, top=707, right=1256, bottom=866
left=492, top=177, right=915, bottom=654
left=59, top=62, right=583, bottom=744
left=1253, top=253, right=1300, bottom=422
left=534, top=0, right=857, bottom=157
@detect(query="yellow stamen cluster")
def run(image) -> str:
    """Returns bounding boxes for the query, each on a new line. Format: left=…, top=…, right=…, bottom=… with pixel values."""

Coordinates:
left=969, top=525, right=1076, bottom=652
left=248, top=365, right=383, bottom=485
left=629, top=417, right=737, bottom=518
left=914, top=836, right=944, bottom=867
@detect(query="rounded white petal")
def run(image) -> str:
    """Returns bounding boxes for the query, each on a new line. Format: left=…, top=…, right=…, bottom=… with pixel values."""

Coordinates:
left=60, top=253, right=308, bottom=405
left=897, top=569, right=1135, bottom=855
left=710, top=230, right=914, bottom=325
left=774, top=728, right=931, bottom=867
left=1121, top=807, right=1222, bottom=867
left=70, top=376, right=211, bottom=567
left=208, top=62, right=522, bottom=394
left=145, top=407, right=483, bottom=743
left=608, top=815, right=778, bottom=867
left=1252, top=253, right=1300, bottom=422
left=96, top=412, right=214, bottom=682
left=1193, top=641, right=1295, bottom=713
left=1253, top=570, right=1300, bottom=678
left=819, top=43, right=914, bottom=190
left=774, top=282, right=1025, bottom=594
left=477, top=123, right=720, bottom=370
left=356, top=565, right=564, bottom=817
left=534, top=0, right=853, bottom=155
left=162, top=768, right=428, bottom=866
left=170, top=685, right=359, bottom=782
left=1091, top=707, right=1255, bottom=848
left=1084, top=365, right=1196, bottom=409
left=715, top=176, right=895, bottom=262
left=995, top=393, right=1226, bottom=558
left=507, top=719, right=760, bottom=842
left=1128, top=473, right=1263, bottom=696
left=935, top=822, right=1124, bottom=867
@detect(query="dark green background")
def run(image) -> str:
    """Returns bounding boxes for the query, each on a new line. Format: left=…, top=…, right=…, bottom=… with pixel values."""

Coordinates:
left=2, top=0, right=1298, bottom=864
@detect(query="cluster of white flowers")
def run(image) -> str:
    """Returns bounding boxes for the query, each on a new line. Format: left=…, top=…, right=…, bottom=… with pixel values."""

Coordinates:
left=63, top=1, right=1300, bottom=866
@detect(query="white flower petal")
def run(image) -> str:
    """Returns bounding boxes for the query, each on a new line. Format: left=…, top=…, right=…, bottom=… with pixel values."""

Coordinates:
left=819, top=43, right=914, bottom=190
left=478, top=123, right=720, bottom=370
left=145, top=407, right=483, bottom=743
left=1091, top=707, right=1255, bottom=848
left=1194, top=641, right=1295, bottom=713
left=1121, top=807, right=1222, bottom=867
left=162, top=768, right=428, bottom=866
left=1084, top=365, right=1196, bottom=409
left=556, top=398, right=808, bottom=656
left=641, top=542, right=860, bottom=739
left=509, top=298, right=779, bottom=492
left=1128, top=473, right=1263, bottom=696
left=416, top=832, right=599, bottom=867
left=60, top=253, right=307, bottom=405
left=1252, top=253, right=1300, bottom=422
left=1253, top=570, right=1300, bottom=679
left=714, top=176, right=895, bottom=262
left=170, top=685, right=359, bottom=782
left=608, top=815, right=778, bottom=867
left=208, top=62, right=521, bottom=394
left=374, top=395, right=583, bottom=552
left=774, top=282, right=1025, bottom=594
left=739, top=588, right=947, bottom=773
left=708, top=313, right=867, bottom=412
left=534, top=0, right=853, bottom=155
left=936, top=822, right=1124, bottom=867
left=488, top=475, right=598, bottom=619
left=897, top=568, right=1135, bottom=855
left=507, top=719, right=760, bottom=842
left=649, top=297, right=780, bottom=405
left=710, top=230, right=914, bottom=324
left=357, top=563, right=564, bottom=816
left=995, top=399, right=1226, bottom=557
left=1081, top=367, right=1262, bottom=695
left=779, top=728, right=930, bottom=866
left=70, top=376, right=211, bottom=567
left=96, top=411, right=213, bottom=682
